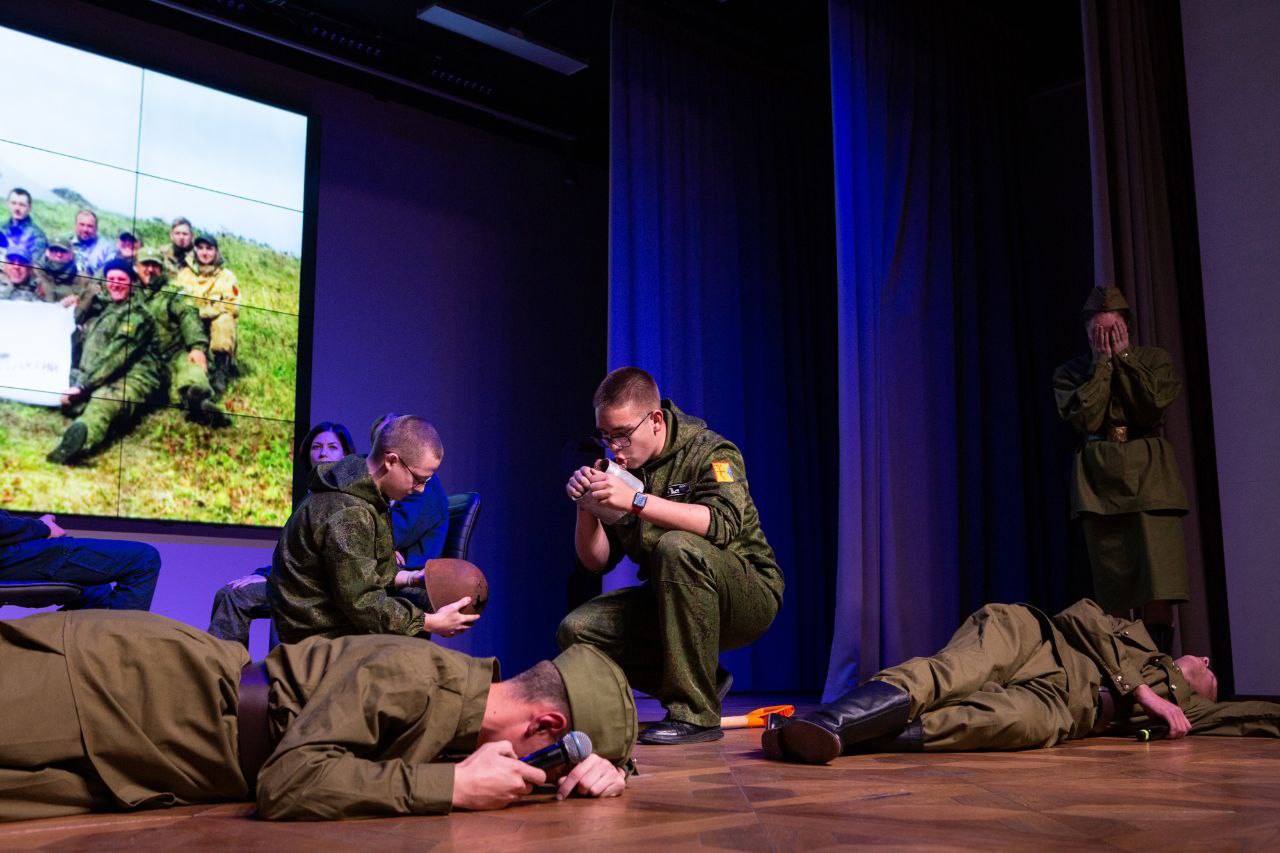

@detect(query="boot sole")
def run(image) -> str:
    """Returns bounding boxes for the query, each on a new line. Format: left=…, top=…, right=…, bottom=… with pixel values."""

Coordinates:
left=778, top=719, right=842, bottom=764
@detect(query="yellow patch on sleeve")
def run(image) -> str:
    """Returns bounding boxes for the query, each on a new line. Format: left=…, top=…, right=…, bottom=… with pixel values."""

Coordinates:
left=711, top=461, right=736, bottom=483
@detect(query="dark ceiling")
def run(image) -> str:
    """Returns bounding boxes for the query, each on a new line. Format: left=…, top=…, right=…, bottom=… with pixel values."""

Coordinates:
left=90, top=0, right=1081, bottom=162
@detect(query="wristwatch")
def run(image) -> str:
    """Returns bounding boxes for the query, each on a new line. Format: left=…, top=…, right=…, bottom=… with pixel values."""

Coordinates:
left=630, top=491, right=648, bottom=515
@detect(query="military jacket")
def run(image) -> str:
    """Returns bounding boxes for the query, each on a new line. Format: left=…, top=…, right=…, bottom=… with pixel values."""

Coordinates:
left=270, top=454, right=426, bottom=643
left=1052, top=599, right=1280, bottom=736
left=160, top=243, right=194, bottom=275
left=74, top=294, right=158, bottom=393
left=175, top=262, right=240, bottom=319
left=33, top=261, right=96, bottom=306
left=0, top=611, right=495, bottom=821
left=140, top=282, right=208, bottom=359
left=1052, top=346, right=1188, bottom=517
left=0, top=279, right=41, bottom=301
left=0, top=610, right=252, bottom=814
left=257, top=632, right=496, bottom=819
left=602, top=401, right=783, bottom=597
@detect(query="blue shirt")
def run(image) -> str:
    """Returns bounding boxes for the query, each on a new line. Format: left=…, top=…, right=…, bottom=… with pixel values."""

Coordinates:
left=72, top=236, right=117, bottom=278
left=391, top=475, right=450, bottom=568
left=1, top=218, right=47, bottom=263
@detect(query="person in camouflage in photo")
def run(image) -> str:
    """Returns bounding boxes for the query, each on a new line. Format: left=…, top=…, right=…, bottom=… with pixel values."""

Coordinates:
left=270, top=415, right=476, bottom=644
left=133, top=247, right=228, bottom=426
left=160, top=216, right=196, bottom=275
left=559, top=367, right=785, bottom=745
left=33, top=237, right=96, bottom=308
left=0, top=251, right=39, bottom=301
left=47, top=259, right=161, bottom=464
left=174, top=234, right=239, bottom=395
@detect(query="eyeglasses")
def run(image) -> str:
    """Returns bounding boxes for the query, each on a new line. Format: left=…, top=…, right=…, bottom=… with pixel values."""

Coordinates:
left=592, top=412, right=654, bottom=450
left=397, top=458, right=432, bottom=488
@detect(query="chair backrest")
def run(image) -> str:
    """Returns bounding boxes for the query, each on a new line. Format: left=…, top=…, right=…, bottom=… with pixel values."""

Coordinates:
left=443, top=492, right=482, bottom=561
left=0, top=581, right=85, bottom=609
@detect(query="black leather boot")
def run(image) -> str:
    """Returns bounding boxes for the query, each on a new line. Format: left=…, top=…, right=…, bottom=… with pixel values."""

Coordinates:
left=773, top=681, right=912, bottom=764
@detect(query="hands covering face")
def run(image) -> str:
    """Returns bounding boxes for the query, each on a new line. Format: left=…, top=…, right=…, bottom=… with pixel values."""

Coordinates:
left=1089, top=316, right=1130, bottom=357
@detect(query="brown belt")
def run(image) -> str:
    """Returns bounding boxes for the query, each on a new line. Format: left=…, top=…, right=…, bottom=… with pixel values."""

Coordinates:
left=1091, top=684, right=1117, bottom=734
left=1085, top=425, right=1162, bottom=443
left=237, top=660, right=273, bottom=791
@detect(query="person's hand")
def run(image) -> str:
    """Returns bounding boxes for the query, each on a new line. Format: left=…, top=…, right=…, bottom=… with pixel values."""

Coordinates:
left=59, top=294, right=78, bottom=308
left=423, top=596, right=479, bottom=637
left=1108, top=324, right=1130, bottom=356
left=555, top=754, right=627, bottom=800
left=451, top=740, right=546, bottom=811
left=566, top=465, right=606, bottom=502
left=188, top=349, right=208, bottom=369
left=227, top=574, right=268, bottom=589
left=60, top=386, right=84, bottom=407
left=1089, top=321, right=1110, bottom=358
left=39, top=514, right=66, bottom=538
left=1135, top=684, right=1191, bottom=738
left=395, top=550, right=406, bottom=566
left=587, top=474, right=638, bottom=514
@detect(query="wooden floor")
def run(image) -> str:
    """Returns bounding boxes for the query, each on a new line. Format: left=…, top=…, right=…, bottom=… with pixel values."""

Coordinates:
left=3, top=695, right=1278, bottom=851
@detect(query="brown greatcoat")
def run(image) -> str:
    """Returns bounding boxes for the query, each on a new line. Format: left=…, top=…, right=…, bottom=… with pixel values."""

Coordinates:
left=0, top=610, right=495, bottom=822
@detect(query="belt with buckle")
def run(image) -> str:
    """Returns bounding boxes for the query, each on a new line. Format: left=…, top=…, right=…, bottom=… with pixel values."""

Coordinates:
left=237, top=660, right=273, bottom=791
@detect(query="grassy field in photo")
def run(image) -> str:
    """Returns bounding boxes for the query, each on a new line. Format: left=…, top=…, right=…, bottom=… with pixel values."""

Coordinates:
left=0, top=197, right=301, bottom=526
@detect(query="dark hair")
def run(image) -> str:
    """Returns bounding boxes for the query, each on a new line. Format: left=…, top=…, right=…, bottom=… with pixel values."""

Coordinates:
left=294, top=421, right=356, bottom=473
left=507, top=661, right=570, bottom=715
left=371, top=415, right=443, bottom=463
left=8, top=187, right=31, bottom=203
left=592, top=366, right=661, bottom=411
left=170, top=216, right=193, bottom=230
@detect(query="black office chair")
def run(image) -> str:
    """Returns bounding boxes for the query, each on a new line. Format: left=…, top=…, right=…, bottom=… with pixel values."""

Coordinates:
left=442, top=492, right=482, bottom=561
left=0, top=581, right=85, bottom=609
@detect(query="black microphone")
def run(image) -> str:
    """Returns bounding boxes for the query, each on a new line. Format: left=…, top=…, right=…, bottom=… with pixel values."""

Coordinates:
left=520, top=731, right=593, bottom=772
left=1135, top=725, right=1170, bottom=741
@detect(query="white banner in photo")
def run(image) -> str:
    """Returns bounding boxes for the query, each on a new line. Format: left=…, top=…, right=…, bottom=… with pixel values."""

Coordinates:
left=0, top=301, right=75, bottom=406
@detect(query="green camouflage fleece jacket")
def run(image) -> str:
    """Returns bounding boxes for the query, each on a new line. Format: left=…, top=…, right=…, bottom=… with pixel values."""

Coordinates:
left=270, top=454, right=424, bottom=643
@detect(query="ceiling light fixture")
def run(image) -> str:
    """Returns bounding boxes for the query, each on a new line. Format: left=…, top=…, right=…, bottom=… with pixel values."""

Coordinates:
left=416, top=3, right=587, bottom=76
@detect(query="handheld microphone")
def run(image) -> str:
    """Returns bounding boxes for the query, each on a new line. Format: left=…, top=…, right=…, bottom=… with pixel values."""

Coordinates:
left=520, top=731, right=592, bottom=772
left=1135, top=725, right=1170, bottom=741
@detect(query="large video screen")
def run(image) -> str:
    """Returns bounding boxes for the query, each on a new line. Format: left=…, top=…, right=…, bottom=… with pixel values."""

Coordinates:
left=0, top=24, right=309, bottom=527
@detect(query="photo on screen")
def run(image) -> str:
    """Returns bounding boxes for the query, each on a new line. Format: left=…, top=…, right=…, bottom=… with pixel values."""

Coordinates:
left=0, top=23, right=309, bottom=527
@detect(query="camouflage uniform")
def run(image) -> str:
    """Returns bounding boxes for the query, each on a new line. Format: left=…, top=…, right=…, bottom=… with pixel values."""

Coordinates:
left=270, top=454, right=426, bottom=644
left=160, top=243, right=194, bottom=276
left=557, top=400, right=785, bottom=728
left=136, top=263, right=213, bottom=407
left=1, top=217, right=47, bottom=262
left=61, top=291, right=161, bottom=457
left=173, top=243, right=239, bottom=392
left=1, top=277, right=41, bottom=301
left=34, top=252, right=97, bottom=306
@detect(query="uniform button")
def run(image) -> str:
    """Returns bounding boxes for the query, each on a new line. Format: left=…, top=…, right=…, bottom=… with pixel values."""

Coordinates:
left=1123, top=631, right=1129, bottom=637
left=1171, top=685, right=1177, bottom=691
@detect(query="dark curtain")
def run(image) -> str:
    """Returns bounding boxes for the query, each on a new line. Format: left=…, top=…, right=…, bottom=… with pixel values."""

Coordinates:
left=607, top=2, right=838, bottom=692
left=823, top=0, right=1048, bottom=697
left=1081, top=0, right=1230, bottom=683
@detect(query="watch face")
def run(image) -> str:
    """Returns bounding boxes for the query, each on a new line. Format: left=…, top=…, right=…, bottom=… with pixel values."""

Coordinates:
left=632, top=492, right=647, bottom=509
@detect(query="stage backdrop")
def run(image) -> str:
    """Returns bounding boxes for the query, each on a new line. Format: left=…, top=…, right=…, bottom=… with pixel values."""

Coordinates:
left=607, top=2, right=839, bottom=693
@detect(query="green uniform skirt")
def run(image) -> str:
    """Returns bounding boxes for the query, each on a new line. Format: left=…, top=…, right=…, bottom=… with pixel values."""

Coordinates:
left=1081, top=510, right=1189, bottom=612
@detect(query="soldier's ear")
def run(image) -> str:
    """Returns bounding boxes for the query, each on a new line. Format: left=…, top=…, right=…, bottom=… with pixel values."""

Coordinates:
left=529, top=710, right=570, bottom=738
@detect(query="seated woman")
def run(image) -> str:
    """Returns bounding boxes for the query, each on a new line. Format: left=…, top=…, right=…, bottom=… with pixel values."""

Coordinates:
left=207, top=422, right=356, bottom=645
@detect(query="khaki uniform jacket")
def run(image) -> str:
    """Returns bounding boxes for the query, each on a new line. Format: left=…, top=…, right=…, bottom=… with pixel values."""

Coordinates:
left=258, top=633, right=496, bottom=819
left=0, top=611, right=496, bottom=822
left=1052, top=599, right=1280, bottom=736
left=33, top=260, right=96, bottom=307
left=602, top=400, right=784, bottom=599
left=270, top=454, right=426, bottom=643
left=1052, top=347, right=1188, bottom=517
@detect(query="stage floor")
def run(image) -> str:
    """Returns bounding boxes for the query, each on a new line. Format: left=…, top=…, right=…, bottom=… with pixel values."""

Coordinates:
left=3, top=695, right=1278, bottom=850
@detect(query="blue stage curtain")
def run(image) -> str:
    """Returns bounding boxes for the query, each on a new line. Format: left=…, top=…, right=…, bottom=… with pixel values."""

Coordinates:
left=608, top=2, right=838, bottom=692
left=822, top=0, right=1041, bottom=698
